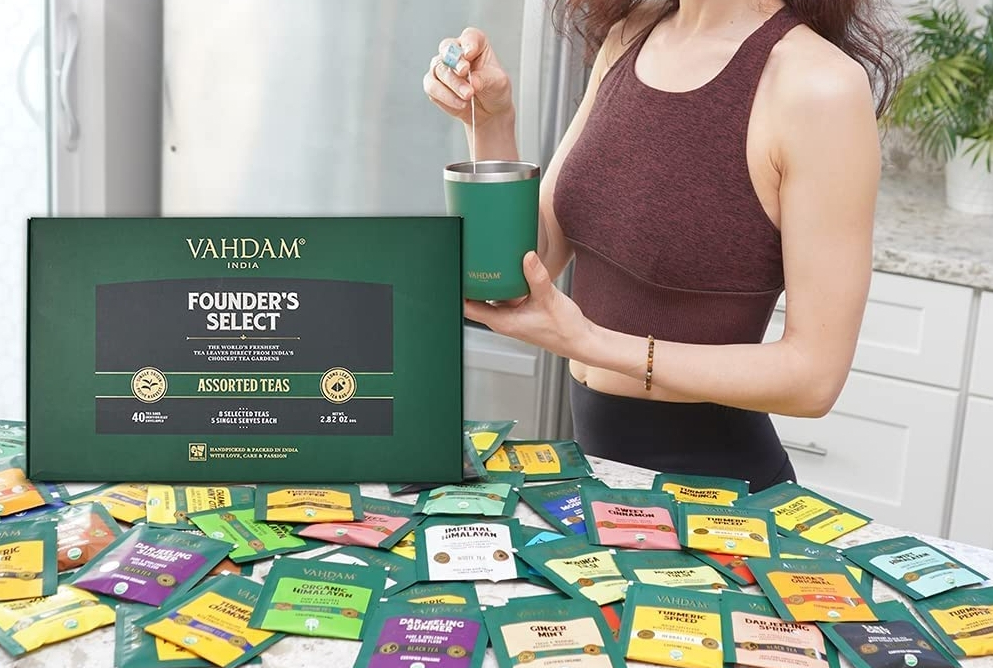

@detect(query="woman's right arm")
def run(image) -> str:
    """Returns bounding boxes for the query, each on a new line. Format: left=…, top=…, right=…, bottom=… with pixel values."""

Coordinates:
left=423, top=27, right=620, bottom=282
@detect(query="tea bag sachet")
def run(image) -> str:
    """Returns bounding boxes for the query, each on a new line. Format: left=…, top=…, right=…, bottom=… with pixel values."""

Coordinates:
left=741, top=481, right=870, bottom=544
left=69, top=525, right=230, bottom=607
left=843, top=535, right=986, bottom=601
left=484, top=439, right=593, bottom=481
left=464, top=418, right=517, bottom=460
left=146, top=485, right=254, bottom=529
left=0, top=454, right=55, bottom=517
left=356, top=600, right=489, bottom=668
left=678, top=502, right=779, bottom=558
left=517, top=533, right=627, bottom=606
left=399, top=581, right=480, bottom=606
left=749, top=557, right=881, bottom=623
left=50, top=502, right=122, bottom=572
left=653, top=472, right=750, bottom=506
left=0, top=581, right=115, bottom=657
left=721, top=590, right=840, bottom=668
left=188, top=506, right=315, bottom=563
left=615, top=549, right=740, bottom=593
left=115, top=602, right=264, bottom=668
left=778, top=535, right=874, bottom=591
left=914, top=585, right=993, bottom=658
left=296, top=544, right=417, bottom=597
left=518, top=479, right=605, bottom=535
left=520, top=524, right=566, bottom=587
left=139, top=574, right=284, bottom=668
left=819, top=599, right=960, bottom=668
left=413, top=472, right=524, bottom=518
left=249, top=556, right=386, bottom=639
left=389, top=530, right=416, bottom=561
left=619, top=582, right=724, bottom=668
left=484, top=593, right=627, bottom=668
left=692, top=550, right=758, bottom=586
left=0, top=482, right=70, bottom=522
left=602, top=602, right=624, bottom=642
left=582, top=486, right=680, bottom=550
left=254, top=484, right=363, bottom=523
left=0, top=518, right=57, bottom=600
left=295, top=496, right=422, bottom=550
left=416, top=516, right=524, bottom=583
left=68, top=483, right=149, bottom=523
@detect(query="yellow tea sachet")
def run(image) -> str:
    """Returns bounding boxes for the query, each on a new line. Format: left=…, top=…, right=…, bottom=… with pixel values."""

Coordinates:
left=68, top=483, right=149, bottom=523
left=653, top=472, right=749, bottom=506
left=749, top=558, right=881, bottom=623
left=0, top=455, right=55, bottom=517
left=254, top=484, right=363, bottom=523
left=619, top=583, right=724, bottom=668
left=678, top=503, right=779, bottom=558
left=484, top=440, right=592, bottom=481
left=740, top=481, right=870, bottom=544
left=146, top=485, right=254, bottom=528
left=0, top=519, right=57, bottom=601
left=0, top=583, right=115, bottom=656
left=915, top=586, right=993, bottom=657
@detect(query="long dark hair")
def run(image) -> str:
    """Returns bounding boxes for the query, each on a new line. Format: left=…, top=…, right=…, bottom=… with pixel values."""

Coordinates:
left=553, top=0, right=902, bottom=117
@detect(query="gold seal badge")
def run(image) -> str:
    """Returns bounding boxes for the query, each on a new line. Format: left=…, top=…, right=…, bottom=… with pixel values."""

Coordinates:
left=320, top=368, right=357, bottom=404
left=132, top=367, right=167, bottom=403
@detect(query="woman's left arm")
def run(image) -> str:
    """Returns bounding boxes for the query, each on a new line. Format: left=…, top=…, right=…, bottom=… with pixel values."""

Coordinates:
left=464, top=55, right=881, bottom=419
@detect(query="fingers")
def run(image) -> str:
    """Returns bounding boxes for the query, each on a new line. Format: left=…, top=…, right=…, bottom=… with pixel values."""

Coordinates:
left=437, top=38, right=470, bottom=76
left=522, top=252, right=552, bottom=301
left=459, top=27, right=488, bottom=62
left=423, top=55, right=468, bottom=111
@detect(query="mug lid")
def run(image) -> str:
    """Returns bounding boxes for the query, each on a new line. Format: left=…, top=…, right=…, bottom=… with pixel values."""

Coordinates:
left=444, top=160, right=540, bottom=183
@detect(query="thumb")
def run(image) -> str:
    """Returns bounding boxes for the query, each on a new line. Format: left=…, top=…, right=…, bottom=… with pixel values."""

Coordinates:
left=522, top=251, right=553, bottom=300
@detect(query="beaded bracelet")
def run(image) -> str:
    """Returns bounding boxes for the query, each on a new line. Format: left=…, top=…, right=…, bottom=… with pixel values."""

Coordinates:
left=645, top=334, right=655, bottom=391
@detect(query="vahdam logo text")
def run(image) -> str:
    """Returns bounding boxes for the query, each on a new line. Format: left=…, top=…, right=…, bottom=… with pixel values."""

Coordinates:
left=186, top=237, right=305, bottom=269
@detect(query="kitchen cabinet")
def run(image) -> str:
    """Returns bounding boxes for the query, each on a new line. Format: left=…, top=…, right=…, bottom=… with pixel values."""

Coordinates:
left=764, top=271, right=973, bottom=537
left=969, top=291, right=993, bottom=399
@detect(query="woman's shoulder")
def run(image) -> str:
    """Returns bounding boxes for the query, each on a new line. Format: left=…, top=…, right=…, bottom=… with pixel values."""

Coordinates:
left=601, top=4, right=661, bottom=70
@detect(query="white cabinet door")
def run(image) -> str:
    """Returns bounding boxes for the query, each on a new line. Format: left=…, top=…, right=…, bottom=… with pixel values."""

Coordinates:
left=770, top=370, right=959, bottom=536
left=463, top=326, right=541, bottom=439
left=970, top=292, right=993, bottom=399
left=765, top=272, right=972, bottom=389
left=948, top=396, right=993, bottom=548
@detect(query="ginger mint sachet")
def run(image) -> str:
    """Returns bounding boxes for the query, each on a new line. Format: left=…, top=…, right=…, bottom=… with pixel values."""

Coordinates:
left=741, top=481, right=870, bottom=544
left=678, top=502, right=779, bottom=558
left=654, top=472, right=749, bottom=505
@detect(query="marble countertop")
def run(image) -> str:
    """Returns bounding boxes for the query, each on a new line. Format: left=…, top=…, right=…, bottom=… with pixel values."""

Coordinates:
left=874, top=171, right=993, bottom=291
left=9, top=457, right=993, bottom=668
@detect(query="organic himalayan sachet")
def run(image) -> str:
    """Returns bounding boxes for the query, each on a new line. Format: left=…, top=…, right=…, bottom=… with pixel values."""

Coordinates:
left=484, top=593, right=626, bottom=667
left=581, top=486, right=680, bottom=550
left=741, top=481, right=870, bottom=544
left=188, top=506, right=315, bottom=563
left=296, top=544, right=417, bottom=597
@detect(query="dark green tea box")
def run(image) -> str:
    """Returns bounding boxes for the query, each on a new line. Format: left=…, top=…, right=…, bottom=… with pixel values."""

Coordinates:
left=27, top=217, right=463, bottom=483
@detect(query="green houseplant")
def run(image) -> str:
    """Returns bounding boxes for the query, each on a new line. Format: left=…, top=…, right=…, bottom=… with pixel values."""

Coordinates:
left=885, top=0, right=993, bottom=214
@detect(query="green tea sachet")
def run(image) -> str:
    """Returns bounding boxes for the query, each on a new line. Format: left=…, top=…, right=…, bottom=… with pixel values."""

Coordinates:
left=68, top=483, right=149, bottom=523
left=399, top=581, right=480, bottom=606
left=820, top=599, right=960, bottom=668
left=464, top=418, right=517, bottom=460
left=416, top=516, right=525, bottom=583
left=0, top=454, right=55, bottom=517
left=692, top=550, right=758, bottom=585
left=51, top=502, right=122, bottom=572
left=721, top=590, right=840, bottom=668
left=517, top=533, right=627, bottom=605
left=914, top=585, right=993, bottom=657
left=484, top=593, right=627, bottom=667
left=188, top=506, right=315, bottom=563
left=140, top=574, right=284, bottom=668
left=69, top=524, right=230, bottom=607
left=249, top=556, right=386, bottom=639
left=296, top=496, right=422, bottom=550
left=843, top=536, right=986, bottom=601
left=485, top=439, right=593, bottom=481
left=0, top=581, right=115, bottom=657
left=254, top=483, right=363, bottom=523
left=413, top=473, right=524, bottom=518
left=356, top=600, right=489, bottom=668
left=619, top=582, right=725, bottom=668
left=518, top=479, right=605, bottom=536
left=146, top=485, right=254, bottom=529
left=582, top=486, right=680, bottom=550
left=678, top=502, right=779, bottom=558
left=0, top=519, right=57, bottom=600
left=654, top=472, right=749, bottom=505
left=749, top=557, right=881, bottom=622
left=615, top=549, right=740, bottom=593
left=741, top=481, right=870, bottom=544
left=299, top=544, right=417, bottom=597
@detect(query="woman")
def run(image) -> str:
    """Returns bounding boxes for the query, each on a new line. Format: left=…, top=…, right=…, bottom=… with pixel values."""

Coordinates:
left=423, top=0, right=897, bottom=491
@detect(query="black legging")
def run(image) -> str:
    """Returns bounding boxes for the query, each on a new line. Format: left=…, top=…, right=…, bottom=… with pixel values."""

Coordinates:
left=570, top=377, right=795, bottom=492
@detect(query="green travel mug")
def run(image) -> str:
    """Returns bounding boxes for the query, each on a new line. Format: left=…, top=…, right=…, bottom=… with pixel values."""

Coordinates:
left=444, top=160, right=540, bottom=301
